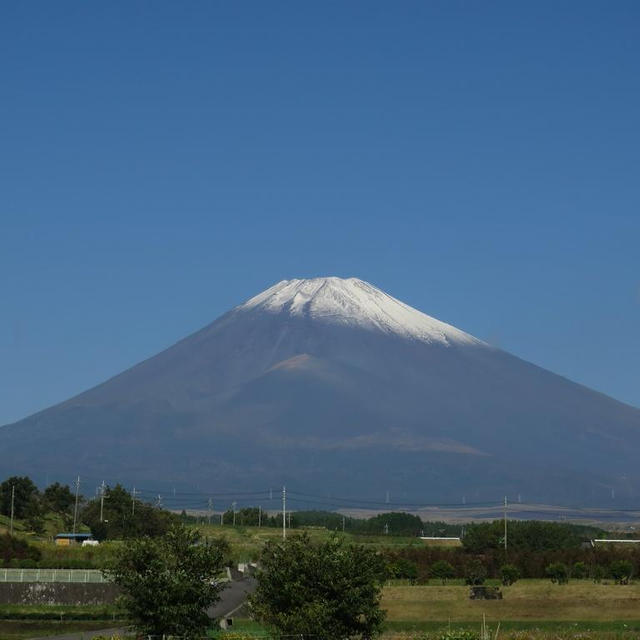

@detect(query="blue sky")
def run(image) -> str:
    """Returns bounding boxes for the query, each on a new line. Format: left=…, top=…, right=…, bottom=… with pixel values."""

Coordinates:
left=1, top=1, right=639, bottom=425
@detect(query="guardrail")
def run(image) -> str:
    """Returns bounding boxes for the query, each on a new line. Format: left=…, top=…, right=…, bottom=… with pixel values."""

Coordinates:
left=0, top=568, right=108, bottom=583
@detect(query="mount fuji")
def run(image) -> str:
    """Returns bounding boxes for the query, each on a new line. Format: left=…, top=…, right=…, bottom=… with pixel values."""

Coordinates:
left=1, top=277, right=639, bottom=505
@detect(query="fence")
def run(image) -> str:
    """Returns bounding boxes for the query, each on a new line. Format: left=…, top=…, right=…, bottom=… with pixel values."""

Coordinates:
left=0, top=568, right=108, bottom=583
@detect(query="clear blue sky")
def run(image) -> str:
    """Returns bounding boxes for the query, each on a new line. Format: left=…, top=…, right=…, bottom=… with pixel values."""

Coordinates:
left=1, top=1, right=639, bottom=425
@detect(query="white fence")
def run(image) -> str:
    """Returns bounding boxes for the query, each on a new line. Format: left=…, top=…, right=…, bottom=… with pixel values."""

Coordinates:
left=0, top=568, right=108, bottom=583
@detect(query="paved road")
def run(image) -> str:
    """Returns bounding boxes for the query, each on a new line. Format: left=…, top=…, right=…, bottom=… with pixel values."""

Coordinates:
left=208, top=576, right=257, bottom=619
left=31, top=577, right=257, bottom=640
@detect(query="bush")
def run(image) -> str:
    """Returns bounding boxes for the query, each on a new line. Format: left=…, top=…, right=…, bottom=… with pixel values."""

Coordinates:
left=591, top=565, right=605, bottom=583
left=251, top=533, right=386, bottom=640
left=388, top=557, right=418, bottom=583
left=546, top=562, right=569, bottom=584
left=572, top=561, right=587, bottom=579
left=463, top=558, right=487, bottom=585
left=500, top=563, right=520, bottom=585
left=0, top=534, right=41, bottom=566
left=610, top=559, right=633, bottom=584
left=430, top=560, right=456, bottom=584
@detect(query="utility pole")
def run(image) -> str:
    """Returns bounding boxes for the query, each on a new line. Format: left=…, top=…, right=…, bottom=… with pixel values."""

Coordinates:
left=131, top=487, right=139, bottom=516
left=503, top=496, right=508, bottom=553
left=258, top=505, right=262, bottom=528
left=282, top=486, right=286, bottom=540
left=156, top=494, right=162, bottom=509
left=208, top=498, right=213, bottom=525
left=9, top=485, right=15, bottom=535
left=342, top=516, right=345, bottom=532
left=72, top=476, right=80, bottom=534
left=232, top=501, right=237, bottom=526
left=99, top=481, right=106, bottom=523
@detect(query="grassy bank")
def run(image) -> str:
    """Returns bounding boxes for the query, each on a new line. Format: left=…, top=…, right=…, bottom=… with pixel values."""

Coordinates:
left=0, top=620, right=125, bottom=640
left=0, top=604, right=125, bottom=621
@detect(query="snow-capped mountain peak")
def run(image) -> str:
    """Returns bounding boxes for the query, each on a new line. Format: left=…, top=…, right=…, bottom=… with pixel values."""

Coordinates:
left=239, top=277, right=482, bottom=346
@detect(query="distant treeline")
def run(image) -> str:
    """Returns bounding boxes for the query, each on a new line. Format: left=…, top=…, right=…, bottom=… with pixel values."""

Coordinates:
left=181, top=508, right=438, bottom=537
left=385, top=543, right=640, bottom=582
left=180, top=507, right=608, bottom=545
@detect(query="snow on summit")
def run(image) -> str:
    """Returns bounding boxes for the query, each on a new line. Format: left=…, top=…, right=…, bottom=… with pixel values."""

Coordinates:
left=239, top=277, right=482, bottom=346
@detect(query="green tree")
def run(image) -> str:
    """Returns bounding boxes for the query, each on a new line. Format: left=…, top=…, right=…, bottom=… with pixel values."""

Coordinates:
left=463, top=558, right=487, bottom=585
left=0, top=476, right=40, bottom=520
left=609, top=560, right=633, bottom=585
left=572, top=561, right=587, bottom=579
left=430, top=560, right=456, bottom=584
left=81, top=484, right=176, bottom=540
left=500, top=564, right=520, bottom=586
left=106, top=523, right=228, bottom=638
left=388, top=557, right=418, bottom=583
left=546, top=562, right=569, bottom=584
left=250, top=533, right=386, bottom=640
left=43, top=483, right=75, bottom=514
left=591, top=565, right=605, bottom=583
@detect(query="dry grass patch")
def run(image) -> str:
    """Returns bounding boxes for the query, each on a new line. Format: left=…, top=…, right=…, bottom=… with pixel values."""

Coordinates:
left=382, top=580, right=640, bottom=622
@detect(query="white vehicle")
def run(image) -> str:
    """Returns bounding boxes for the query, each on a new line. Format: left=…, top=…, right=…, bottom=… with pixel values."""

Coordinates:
left=81, top=539, right=100, bottom=547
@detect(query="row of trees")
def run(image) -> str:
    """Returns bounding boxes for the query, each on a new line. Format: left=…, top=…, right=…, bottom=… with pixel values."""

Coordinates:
left=0, top=475, right=176, bottom=540
left=385, top=546, right=640, bottom=583
left=0, top=476, right=77, bottom=533
left=461, top=520, right=605, bottom=552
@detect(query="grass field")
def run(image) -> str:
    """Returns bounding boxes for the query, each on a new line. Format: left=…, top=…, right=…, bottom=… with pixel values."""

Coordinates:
left=194, top=523, right=435, bottom=562
left=382, top=580, right=640, bottom=623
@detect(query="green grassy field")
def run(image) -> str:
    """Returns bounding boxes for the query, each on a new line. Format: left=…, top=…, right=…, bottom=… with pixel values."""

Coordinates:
left=194, top=523, right=435, bottom=562
left=382, top=579, right=640, bottom=624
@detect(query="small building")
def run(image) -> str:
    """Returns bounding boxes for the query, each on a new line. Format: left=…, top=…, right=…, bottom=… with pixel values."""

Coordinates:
left=54, top=532, right=94, bottom=546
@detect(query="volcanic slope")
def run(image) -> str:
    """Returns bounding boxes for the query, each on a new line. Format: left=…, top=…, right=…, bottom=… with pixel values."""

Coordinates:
left=1, top=277, right=639, bottom=505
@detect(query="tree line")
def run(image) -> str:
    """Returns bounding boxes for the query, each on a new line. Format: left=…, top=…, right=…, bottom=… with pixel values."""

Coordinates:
left=0, top=475, right=177, bottom=541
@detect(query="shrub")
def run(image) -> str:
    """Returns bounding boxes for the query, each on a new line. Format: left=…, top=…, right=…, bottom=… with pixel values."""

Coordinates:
left=500, top=563, right=520, bottom=585
left=610, top=559, right=633, bottom=584
left=0, top=534, right=41, bottom=566
left=430, top=560, right=456, bottom=584
left=463, top=558, right=487, bottom=585
left=572, top=561, right=587, bottom=579
left=591, top=565, right=605, bottom=583
left=546, top=562, right=569, bottom=584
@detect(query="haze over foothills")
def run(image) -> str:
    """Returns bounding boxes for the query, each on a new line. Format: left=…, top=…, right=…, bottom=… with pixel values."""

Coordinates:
left=1, top=3, right=639, bottom=492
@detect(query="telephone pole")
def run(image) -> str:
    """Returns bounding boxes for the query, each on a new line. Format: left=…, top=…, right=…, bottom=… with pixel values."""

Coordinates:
left=99, top=481, right=106, bottom=522
left=208, top=498, right=213, bottom=525
left=72, top=476, right=81, bottom=534
left=342, top=516, right=345, bottom=532
left=282, top=486, right=286, bottom=540
left=131, top=487, right=139, bottom=516
left=258, top=505, right=262, bottom=527
left=503, top=496, right=508, bottom=553
left=232, top=501, right=237, bottom=526
left=9, top=485, right=15, bottom=535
